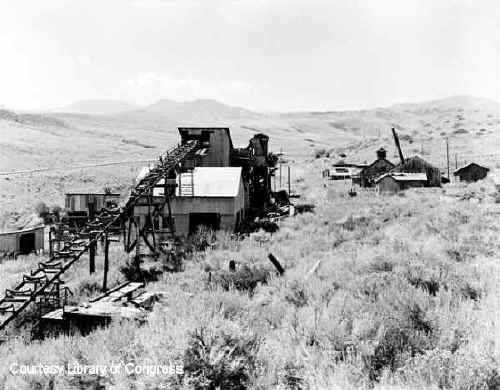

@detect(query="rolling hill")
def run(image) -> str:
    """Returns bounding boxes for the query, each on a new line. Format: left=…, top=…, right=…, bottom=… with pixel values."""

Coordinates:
left=1, top=94, right=500, bottom=230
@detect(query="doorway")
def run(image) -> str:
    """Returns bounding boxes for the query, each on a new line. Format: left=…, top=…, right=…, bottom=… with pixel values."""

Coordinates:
left=189, top=213, right=220, bottom=234
left=19, top=232, right=36, bottom=255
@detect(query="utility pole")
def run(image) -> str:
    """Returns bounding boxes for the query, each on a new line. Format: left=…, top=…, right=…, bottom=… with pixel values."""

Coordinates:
left=455, top=154, right=458, bottom=170
left=446, top=138, right=450, bottom=179
left=287, top=166, right=291, bottom=195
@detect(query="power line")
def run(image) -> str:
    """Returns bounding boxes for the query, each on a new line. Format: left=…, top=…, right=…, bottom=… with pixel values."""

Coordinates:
left=0, top=159, right=157, bottom=177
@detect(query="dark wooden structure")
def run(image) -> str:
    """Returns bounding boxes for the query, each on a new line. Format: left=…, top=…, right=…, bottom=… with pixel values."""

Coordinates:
left=358, top=148, right=395, bottom=187
left=391, top=156, right=441, bottom=187
left=453, top=163, right=489, bottom=182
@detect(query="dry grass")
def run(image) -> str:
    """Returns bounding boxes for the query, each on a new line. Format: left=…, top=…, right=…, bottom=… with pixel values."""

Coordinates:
left=0, top=163, right=499, bottom=389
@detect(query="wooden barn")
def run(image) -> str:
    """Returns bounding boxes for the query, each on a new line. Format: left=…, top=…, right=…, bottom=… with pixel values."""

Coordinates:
left=134, top=167, right=246, bottom=237
left=375, top=173, right=427, bottom=193
left=391, top=156, right=441, bottom=187
left=453, top=163, right=489, bottom=182
left=358, top=148, right=395, bottom=187
left=0, top=226, right=45, bottom=257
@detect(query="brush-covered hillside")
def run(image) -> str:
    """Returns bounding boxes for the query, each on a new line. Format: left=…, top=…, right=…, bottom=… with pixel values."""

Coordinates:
left=0, top=160, right=498, bottom=389
left=2, top=95, right=500, bottom=231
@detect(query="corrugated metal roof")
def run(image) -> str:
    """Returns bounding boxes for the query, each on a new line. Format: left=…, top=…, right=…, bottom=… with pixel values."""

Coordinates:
left=150, top=167, right=242, bottom=197
left=375, top=172, right=427, bottom=183
left=0, top=225, right=44, bottom=236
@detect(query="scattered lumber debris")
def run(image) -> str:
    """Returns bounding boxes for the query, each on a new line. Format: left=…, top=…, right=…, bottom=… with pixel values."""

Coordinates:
left=40, top=281, right=164, bottom=336
left=268, top=253, right=285, bottom=275
left=295, top=204, right=315, bottom=214
left=304, top=260, right=322, bottom=280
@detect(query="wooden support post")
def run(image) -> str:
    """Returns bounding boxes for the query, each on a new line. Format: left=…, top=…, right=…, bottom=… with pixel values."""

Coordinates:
left=122, top=219, right=127, bottom=251
left=126, top=217, right=133, bottom=252
left=48, top=227, right=53, bottom=259
left=268, top=253, right=285, bottom=275
left=287, top=166, right=291, bottom=196
left=89, top=232, right=96, bottom=274
left=147, top=195, right=156, bottom=253
left=103, top=231, right=109, bottom=292
left=135, top=216, right=141, bottom=264
left=279, top=162, right=282, bottom=189
left=446, top=138, right=450, bottom=179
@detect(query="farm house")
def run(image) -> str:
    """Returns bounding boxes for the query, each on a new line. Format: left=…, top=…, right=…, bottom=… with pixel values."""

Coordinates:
left=454, top=163, right=489, bottom=182
left=0, top=226, right=45, bottom=257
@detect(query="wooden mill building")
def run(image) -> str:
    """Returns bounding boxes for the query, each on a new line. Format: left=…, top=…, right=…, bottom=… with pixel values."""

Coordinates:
left=132, top=127, right=276, bottom=238
left=135, top=166, right=246, bottom=236
left=454, top=163, right=489, bottom=182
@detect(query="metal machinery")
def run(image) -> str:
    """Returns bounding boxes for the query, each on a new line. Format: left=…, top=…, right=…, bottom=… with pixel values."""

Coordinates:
left=231, top=133, right=278, bottom=213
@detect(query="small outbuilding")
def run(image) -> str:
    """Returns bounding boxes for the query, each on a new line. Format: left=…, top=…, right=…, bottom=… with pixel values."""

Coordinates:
left=375, top=172, right=428, bottom=193
left=0, top=226, right=45, bottom=257
left=453, top=163, right=489, bottom=183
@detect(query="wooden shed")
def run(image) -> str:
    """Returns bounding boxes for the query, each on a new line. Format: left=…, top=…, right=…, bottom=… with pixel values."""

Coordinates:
left=0, top=226, right=45, bottom=257
left=391, top=156, right=441, bottom=187
left=375, top=173, right=427, bottom=193
left=453, top=163, right=489, bottom=182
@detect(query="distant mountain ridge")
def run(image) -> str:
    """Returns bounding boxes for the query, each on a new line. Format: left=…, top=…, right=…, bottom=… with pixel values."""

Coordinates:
left=53, top=98, right=259, bottom=121
left=54, top=99, right=142, bottom=115
left=53, top=94, right=500, bottom=118
left=388, top=95, right=500, bottom=113
left=135, top=98, right=258, bottom=120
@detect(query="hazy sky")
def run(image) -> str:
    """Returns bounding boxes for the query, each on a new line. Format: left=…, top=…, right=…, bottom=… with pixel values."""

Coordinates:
left=1, top=0, right=499, bottom=111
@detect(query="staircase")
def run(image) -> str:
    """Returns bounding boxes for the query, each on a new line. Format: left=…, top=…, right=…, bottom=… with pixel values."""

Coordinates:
left=178, top=169, right=194, bottom=197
